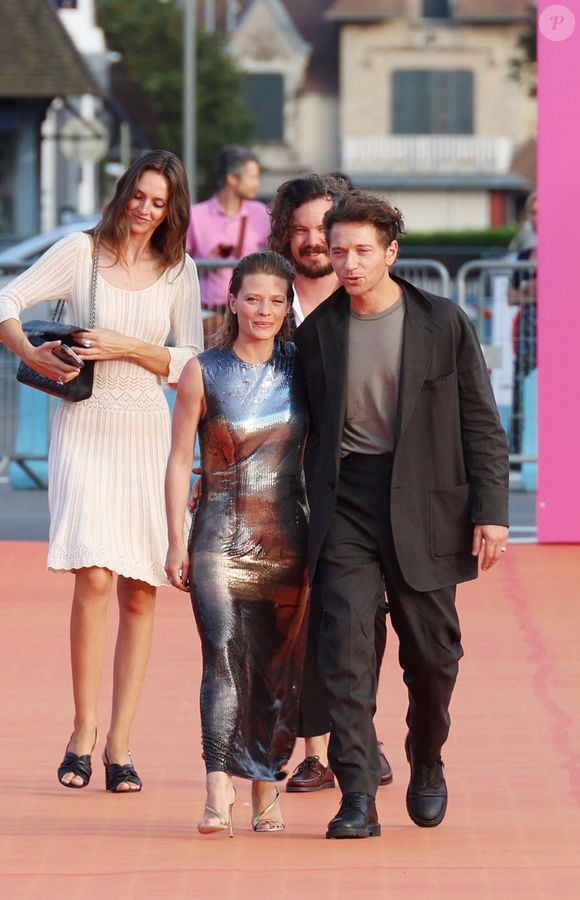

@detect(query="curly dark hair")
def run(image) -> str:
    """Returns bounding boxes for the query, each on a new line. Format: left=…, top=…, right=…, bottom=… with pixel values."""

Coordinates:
left=323, top=190, right=406, bottom=248
left=91, top=150, right=191, bottom=272
left=268, top=174, right=346, bottom=260
left=215, top=251, right=295, bottom=350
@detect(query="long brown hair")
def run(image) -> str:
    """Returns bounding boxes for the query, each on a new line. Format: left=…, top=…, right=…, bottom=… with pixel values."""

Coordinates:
left=91, top=150, right=191, bottom=271
left=216, top=251, right=295, bottom=350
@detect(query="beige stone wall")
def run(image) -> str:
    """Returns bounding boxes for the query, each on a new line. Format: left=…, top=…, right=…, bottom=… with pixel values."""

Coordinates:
left=251, top=92, right=339, bottom=180
left=340, top=18, right=536, bottom=142
left=228, top=0, right=312, bottom=172
left=294, top=93, right=340, bottom=172
left=374, top=188, right=490, bottom=232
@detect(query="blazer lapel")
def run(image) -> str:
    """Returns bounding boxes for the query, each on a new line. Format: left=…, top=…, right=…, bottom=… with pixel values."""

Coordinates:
left=316, top=290, right=350, bottom=444
left=396, top=287, right=439, bottom=441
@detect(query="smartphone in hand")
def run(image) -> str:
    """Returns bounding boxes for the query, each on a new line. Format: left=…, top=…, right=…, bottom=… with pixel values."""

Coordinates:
left=52, top=344, right=85, bottom=368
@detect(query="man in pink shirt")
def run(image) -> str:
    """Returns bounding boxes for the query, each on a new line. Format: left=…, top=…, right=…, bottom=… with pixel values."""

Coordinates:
left=186, top=145, right=270, bottom=340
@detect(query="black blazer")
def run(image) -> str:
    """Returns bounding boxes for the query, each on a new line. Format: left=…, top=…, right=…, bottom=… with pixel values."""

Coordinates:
left=294, top=276, right=509, bottom=593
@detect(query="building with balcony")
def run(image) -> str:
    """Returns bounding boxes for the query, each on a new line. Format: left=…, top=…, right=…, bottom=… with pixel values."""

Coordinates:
left=326, top=0, right=536, bottom=230
left=226, top=0, right=535, bottom=228
left=226, top=0, right=341, bottom=192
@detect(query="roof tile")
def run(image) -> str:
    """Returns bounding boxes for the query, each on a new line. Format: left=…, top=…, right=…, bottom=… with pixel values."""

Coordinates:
left=0, top=0, right=98, bottom=98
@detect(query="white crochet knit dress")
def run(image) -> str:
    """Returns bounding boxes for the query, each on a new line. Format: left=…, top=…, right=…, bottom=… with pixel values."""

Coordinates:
left=0, top=232, right=203, bottom=586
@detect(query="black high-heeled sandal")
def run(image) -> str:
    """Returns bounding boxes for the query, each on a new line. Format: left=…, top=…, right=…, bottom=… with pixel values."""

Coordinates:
left=102, top=749, right=142, bottom=793
left=57, top=733, right=96, bottom=789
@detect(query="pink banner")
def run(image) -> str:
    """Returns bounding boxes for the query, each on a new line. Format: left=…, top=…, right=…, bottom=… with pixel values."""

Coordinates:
left=537, top=2, right=580, bottom=541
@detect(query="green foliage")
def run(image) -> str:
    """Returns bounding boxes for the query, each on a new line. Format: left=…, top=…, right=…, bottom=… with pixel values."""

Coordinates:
left=402, top=227, right=517, bottom=248
left=96, top=0, right=256, bottom=198
left=510, top=2, right=537, bottom=97
left=195, top=31, right=256, bottom=199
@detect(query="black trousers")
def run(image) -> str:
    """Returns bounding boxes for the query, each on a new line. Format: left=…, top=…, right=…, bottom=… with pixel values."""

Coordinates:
left=315, top=452, right=463, bottom=797
left=296, top=583, right=388, bottom=738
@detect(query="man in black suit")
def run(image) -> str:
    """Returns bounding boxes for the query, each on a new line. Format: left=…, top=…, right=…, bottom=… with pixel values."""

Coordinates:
left=268, top=174, right=393, bottom=793
left=294, top=191, right=509, bottom=839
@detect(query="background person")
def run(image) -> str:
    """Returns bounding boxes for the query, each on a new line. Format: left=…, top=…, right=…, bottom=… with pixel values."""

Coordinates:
left=186, top=144, right=270, bottom=344
left=0, top=150, right=203, bottom=793
left=508, top=190, right=537, bottom=254
left=268, top=174, right=392, bottom=792
left=165, top=251, right=309, bottom=836
left=294, top=190, right=509, bottom=839
left=508, top=192, right=537, bottom=458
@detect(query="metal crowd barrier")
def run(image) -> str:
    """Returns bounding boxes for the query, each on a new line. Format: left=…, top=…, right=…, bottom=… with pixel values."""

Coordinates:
left=3, top=257, right=536, bottom=505
left=1, top=299, right=59, bottom=488
left=456, top=258, right=537, bottom=539
left=195, top=256, right=452, bottom=296
left=393, top=258, right=451, bottom=297
left=0, top=344, right=19, bottom=478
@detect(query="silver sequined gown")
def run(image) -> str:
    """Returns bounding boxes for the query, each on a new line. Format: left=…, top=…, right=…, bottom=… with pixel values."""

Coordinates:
left=190, top=342, right=309, bottom=781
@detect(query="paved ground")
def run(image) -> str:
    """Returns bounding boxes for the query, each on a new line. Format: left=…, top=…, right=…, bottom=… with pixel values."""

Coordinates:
left=0, top=476, right=536, bottom=542
left=0, top=541, right=578, bottom=898
left=0, top=480, right=53, bottom=540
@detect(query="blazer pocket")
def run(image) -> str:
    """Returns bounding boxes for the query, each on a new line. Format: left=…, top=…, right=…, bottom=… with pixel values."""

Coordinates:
left=421, top=371, right=457, bottom=391
left=430, top=483, right=472, bottom=558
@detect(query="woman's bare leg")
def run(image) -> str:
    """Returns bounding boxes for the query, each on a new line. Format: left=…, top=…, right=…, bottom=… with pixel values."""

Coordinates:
left=60, top=566, right=112, bottom=786
left=105, top=576, right=156, bottom=790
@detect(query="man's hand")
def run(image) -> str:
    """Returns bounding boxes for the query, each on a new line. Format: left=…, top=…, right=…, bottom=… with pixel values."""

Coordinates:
left=472, top=524, right=509, bottom=571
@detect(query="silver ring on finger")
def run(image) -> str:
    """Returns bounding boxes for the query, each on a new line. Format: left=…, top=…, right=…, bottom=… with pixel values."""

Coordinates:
left=82, top=340, right=92, bottom=349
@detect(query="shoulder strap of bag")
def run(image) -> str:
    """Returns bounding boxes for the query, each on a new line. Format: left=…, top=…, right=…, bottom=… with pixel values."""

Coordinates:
left=53, top=237, right=100, bottom=327
left=234, top=215, right=247, bottom=259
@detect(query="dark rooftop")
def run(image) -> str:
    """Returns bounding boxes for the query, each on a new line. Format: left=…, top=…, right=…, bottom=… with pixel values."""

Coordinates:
left=0, top=0, right=98, bottom=99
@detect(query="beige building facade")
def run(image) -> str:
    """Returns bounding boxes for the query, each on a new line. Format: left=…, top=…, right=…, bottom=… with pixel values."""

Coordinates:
left=328, top=0, right=536, bottom=230
left=227, top=0, right=535, bottom=230
left=228, top=0, right=340, bottom=193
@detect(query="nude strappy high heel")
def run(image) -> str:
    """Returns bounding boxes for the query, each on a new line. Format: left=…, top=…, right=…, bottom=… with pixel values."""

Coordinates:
left=198, top=786, right=236, bottom=837
left=251, top=789, right=285, bottom=832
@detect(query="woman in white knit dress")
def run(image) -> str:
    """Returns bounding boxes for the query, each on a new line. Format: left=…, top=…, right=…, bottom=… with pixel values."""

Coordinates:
left=0, top=151, right=203, bottom=793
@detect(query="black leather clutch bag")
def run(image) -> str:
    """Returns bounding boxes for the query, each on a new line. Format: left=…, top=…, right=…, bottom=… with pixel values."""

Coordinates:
left=17, top=319, right=94, bottom=401
left=15, top=242, right=99, bottom=403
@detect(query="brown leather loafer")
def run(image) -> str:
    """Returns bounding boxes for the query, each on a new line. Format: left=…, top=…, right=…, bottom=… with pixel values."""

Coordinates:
left=286, top=755, right=336, bottom=792
left=378, top=741, right=393, bottom=786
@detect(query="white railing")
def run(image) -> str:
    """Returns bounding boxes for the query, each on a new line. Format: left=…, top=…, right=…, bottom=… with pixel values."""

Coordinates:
left=343, top=135, right=514, bottom=174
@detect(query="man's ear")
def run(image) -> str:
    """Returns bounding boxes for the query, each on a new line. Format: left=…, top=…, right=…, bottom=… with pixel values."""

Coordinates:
left=386, top=240, right=399, bottom=267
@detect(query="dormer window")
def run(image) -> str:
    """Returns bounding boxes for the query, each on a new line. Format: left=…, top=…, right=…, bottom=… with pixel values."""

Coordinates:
left=243, top=73, right=284, bottom=142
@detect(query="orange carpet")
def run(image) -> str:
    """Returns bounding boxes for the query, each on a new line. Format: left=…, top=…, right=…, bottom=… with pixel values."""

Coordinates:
left=0, top=542, right=579, bottom=898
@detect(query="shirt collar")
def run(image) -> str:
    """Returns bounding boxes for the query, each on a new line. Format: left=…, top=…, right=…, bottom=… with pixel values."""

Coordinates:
left=210, top=194, right=248, bottom=218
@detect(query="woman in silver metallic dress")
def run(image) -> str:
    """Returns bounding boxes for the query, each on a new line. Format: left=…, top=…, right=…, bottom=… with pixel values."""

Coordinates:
left=165, top=251, right=309, bottom=836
